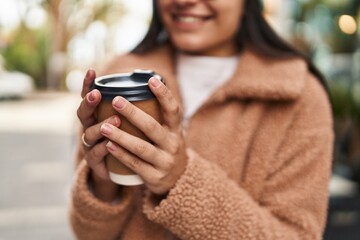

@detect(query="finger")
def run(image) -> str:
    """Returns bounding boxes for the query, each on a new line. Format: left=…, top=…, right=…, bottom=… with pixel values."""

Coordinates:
left=81, top=69, right=96, bottom=98
left=100, top=123, right=164, bottom=167
left=112, top=96, right=168, bottom=150
left=85, top=141, right=110, bottom=180
left=77, top=89, right=102, bottom=129
left=84, top=115, right=121, bottom=147
left=105, top=141, right=160, bottom=183
left=148, top=77, right=182, bottom=131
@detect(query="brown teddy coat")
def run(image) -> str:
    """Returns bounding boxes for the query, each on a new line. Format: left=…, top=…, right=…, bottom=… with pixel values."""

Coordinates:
left=69, top=46, right=334, bottom=240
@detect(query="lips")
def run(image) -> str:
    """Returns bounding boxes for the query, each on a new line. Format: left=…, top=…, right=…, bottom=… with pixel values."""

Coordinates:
left=170, top=13, right=213, bottom=30
left=174, top=14, right=211, bottom=22
left=176, top=16, right=203, bottom=23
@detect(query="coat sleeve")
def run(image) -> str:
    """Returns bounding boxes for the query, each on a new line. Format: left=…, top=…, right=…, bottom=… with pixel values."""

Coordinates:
left=142, top=76, right=334, bottom=240
left=69, top=136, right=136, bottom=240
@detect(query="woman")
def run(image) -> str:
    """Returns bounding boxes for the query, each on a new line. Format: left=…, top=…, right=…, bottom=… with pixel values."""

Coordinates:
left=70, top=0, right=333, bottom=239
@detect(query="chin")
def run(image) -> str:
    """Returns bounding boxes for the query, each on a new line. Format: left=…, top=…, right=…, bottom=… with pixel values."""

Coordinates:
left=171, top=38, right=209, bottom=55
left=176, top=46, right=206, bottom=55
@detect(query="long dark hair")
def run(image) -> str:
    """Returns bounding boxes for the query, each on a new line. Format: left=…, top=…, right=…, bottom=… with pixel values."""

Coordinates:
left=132, top=0, right=328, bottom=93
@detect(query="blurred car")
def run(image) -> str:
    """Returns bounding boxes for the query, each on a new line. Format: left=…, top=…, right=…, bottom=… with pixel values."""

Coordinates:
left=0, top=70, right=34, bottom=99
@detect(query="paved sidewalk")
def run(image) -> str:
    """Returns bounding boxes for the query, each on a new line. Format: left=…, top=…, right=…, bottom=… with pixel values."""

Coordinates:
left=0, top=92, right=81, bottom=240
left=0, top=91, right=81, bottom=135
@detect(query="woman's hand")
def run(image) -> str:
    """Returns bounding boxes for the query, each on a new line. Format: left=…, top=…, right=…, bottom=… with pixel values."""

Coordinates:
left=76, top=69, right=121, bottom=202
left=100, top=77, right=188, bottom=195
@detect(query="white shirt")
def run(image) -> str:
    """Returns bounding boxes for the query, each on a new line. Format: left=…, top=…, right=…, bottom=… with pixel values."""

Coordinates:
left=176, top=52, right=239, bottom=127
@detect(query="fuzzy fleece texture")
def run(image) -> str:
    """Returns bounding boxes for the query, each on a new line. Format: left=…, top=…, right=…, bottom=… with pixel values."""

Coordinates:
left=69, top=45, right=333, bottom=240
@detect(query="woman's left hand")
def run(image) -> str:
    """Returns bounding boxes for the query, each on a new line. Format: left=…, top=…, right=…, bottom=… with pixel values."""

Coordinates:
left=100, top=77, right=188, bottom=195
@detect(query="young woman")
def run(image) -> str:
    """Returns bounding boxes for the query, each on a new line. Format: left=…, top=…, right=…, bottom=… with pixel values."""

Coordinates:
left=71, top=0, right=333, bottom=239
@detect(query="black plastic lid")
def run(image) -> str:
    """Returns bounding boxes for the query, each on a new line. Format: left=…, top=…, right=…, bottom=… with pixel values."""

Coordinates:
left=92, top=69, right=164, bottom=101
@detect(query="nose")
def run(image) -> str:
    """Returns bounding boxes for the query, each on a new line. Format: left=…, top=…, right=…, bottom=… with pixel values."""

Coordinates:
left=164, top=0, right=214, bottom=6
left=169, top=0, right=215, bottom=3
left=171, top=0, right=198, bottom=3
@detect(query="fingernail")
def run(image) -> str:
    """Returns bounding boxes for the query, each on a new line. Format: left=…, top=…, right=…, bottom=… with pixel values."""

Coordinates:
left=149, top=77, right=161, bottom=88
left=101, top=124, right=112, bottom=135
left=113, top=96, right=126, bottom=110
left=111, top=115, right=120, bottom=125
left=87, top=91, right=95, bottom=102
left=106, top=141, right=117, bottom=151
left=85, top=69, right=91, bottom=79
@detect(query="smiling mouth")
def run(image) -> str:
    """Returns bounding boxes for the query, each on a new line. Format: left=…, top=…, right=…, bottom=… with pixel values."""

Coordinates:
left=172, top=15, right=213, bottom=24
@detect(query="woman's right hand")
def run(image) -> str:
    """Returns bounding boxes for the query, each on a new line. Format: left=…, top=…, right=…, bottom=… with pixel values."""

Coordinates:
left=76, top=69, right=122, bottom=202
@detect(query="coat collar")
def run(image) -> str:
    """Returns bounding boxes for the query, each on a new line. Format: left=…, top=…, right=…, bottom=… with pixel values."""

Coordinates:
left=220, top=48, right=307, bottom=101
left=106, top=45, right=307, bottom=103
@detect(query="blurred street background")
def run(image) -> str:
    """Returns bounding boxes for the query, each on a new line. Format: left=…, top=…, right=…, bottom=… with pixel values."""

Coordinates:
left=0, top=0, right=360, bottom=239
left=0, top=92, right=79, bottom=239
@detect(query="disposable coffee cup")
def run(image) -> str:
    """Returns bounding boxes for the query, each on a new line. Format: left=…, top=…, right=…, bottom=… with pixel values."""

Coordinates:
left=93, top=69, right=164, bottom=186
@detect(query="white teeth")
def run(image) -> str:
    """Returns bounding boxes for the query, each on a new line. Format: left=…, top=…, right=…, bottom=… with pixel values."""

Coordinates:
left=177, top=16, right=202, bottom=23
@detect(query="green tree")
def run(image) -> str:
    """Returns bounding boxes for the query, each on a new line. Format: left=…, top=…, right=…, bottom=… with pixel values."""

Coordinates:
left=1, top=0, right=125, bottom=89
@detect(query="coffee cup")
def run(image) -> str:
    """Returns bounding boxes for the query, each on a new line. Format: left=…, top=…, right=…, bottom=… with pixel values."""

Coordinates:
left=92, top=69, right=164, bottom=186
